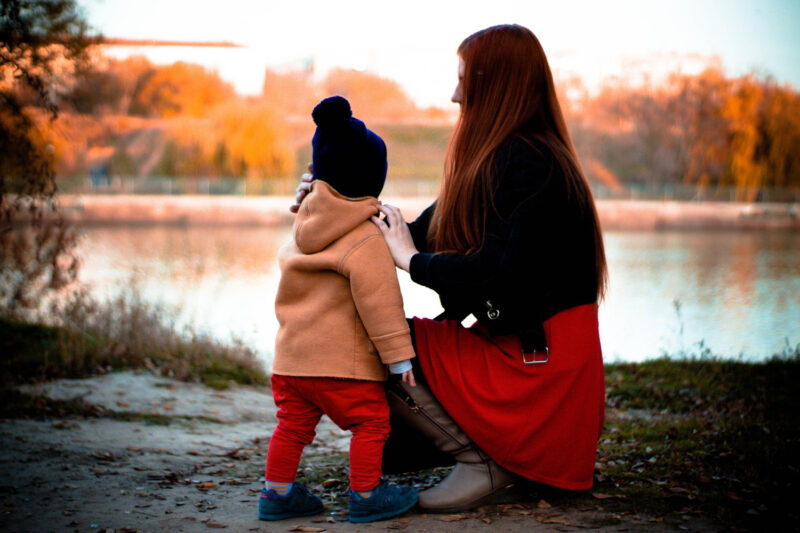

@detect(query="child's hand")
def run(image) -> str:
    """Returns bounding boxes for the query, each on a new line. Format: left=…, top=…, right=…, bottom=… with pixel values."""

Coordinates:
left=289, top=163, right=314, bottom=213
left=401, top=369, right=416, bottom=387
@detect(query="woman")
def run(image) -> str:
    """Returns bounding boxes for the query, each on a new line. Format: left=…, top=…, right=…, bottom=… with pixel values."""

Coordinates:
left=293, top=24, right=607, bottom=512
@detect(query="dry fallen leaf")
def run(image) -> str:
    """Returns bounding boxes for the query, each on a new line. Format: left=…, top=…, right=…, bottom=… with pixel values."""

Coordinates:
left=439, top=514, right=466, bottom=522
left=482, top=518, right=492, bottom=524
left=197, top=482, right=217, bottom=490
left=537, top=499, right=552, bottom=509
left=669, top=487, right=690, bottom=494
left=288, top=527, right=326, bottom=532
left=220, top=447, right=251, bottom=460
left=206, top=523, right=227, bottom=528
left=92, top=451, right=115, bottom=461
left=541, top=517, right=572, bottom=526
left=592, top=492, right=626, bottom=500
left=386, top=517, right=410, bottom=529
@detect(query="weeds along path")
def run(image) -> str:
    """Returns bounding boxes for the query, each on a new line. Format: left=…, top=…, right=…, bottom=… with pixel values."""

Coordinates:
left=1, top=372, right=717, bottom=532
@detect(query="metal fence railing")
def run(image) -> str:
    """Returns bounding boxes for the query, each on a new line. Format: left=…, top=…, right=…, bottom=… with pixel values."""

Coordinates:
left=59, top=176, right=444, bottom=198
left=591, top=183, right=800, bottom=203
left=59, top=176, right=800, bottom=203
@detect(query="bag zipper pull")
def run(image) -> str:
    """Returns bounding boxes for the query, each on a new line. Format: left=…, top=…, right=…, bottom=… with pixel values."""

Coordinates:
left=484, top=300, right=500, bottom=320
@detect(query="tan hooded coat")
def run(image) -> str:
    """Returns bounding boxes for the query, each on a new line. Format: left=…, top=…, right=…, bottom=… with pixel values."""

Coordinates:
left=272, top=180, right=415, bottom=382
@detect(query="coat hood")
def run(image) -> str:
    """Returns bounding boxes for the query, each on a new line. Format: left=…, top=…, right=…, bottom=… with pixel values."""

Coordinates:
left=294, top=180, right=380, bottom=254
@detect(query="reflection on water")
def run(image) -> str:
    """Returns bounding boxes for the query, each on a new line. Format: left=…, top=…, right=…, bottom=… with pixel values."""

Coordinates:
left=601, top=230, right=799, bottom=360
left=77, top=226, right=292, bottom=359
left=77, top=226, right=800, bottom=364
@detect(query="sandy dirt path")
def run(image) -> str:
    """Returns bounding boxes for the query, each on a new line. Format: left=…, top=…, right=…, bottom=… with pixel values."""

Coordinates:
left=0, top=372, right=715, bottom=532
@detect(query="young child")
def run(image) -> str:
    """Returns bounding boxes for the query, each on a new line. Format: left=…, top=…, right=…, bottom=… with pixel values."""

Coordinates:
left=259, top=96, right=418, bottom=523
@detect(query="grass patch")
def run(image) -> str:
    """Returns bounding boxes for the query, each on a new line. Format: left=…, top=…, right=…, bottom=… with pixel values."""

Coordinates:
left=107, top=410, right=226, bottom=425
left=296, top=452, right=352, bottom=509
left=1, top=290, right=268, bottom=390
left=594, top=353, right=800, bottom=530
left=0, top=387, right=102, bottom=419
left=378, top=124, right=452, bottom=145
left=376, top=124, right=451, bottom=184
left=0, top=387, right=228, bottom=425
left=590, top=515, right=623, bottom=527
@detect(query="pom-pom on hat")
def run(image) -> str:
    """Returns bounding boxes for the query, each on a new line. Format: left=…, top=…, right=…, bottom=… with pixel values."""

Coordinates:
left=311, top=96, right=387, bottom=199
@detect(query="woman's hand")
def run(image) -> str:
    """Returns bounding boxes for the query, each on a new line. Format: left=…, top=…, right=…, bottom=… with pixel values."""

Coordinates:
left=371, top=204, right=418, bottom=272
left=289, top=163, right=314, bottom=213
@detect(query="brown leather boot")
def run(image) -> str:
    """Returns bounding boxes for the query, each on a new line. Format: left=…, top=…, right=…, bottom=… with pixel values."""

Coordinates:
left=386, top=380, right=521, bottom=513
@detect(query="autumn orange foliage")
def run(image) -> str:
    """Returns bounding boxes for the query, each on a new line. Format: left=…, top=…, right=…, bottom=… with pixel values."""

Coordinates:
left=211, top=100, right=294, bottom=178
left=262, top=68, right=319, bottom=120
left=20, top=51, right=799, bottom=197
left=571, top=68, right=800, bottom=197
left=322, top=68, right=419, bottom=123
left=130, top=61, right=236, bottom=118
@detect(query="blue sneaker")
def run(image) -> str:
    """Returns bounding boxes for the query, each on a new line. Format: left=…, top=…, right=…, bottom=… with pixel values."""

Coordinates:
left=348, top=481, right=418, bottom=523
left=258, top=483, right=324, bottom=521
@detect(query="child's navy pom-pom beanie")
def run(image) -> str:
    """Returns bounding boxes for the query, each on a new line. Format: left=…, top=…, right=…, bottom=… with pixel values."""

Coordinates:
left=311, top=96, right=387, bottom=199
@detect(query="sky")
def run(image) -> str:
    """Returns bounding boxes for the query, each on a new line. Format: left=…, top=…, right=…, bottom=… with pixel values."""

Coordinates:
left=81, top=0, right=800, bottom=108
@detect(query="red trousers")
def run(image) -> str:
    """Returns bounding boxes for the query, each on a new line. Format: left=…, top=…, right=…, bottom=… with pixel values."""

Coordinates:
left=265, top=375, right=390, bottom=492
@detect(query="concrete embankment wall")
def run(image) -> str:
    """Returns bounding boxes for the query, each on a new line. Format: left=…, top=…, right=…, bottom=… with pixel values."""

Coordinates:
left=597, top=200, right=799, bottom=230
left=55, top=195, right=800, bottom=230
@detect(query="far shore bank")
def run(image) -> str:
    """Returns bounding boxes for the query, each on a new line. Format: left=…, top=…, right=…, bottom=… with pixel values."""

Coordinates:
left=53, top=194, right=800, bottom=230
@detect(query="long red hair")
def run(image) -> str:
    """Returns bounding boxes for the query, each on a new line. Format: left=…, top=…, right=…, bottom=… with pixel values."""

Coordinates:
left=429, top=24, right=607, bottom=300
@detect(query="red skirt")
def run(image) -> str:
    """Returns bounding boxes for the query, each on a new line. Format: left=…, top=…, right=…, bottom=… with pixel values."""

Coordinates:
left=412, top=304, right=605, bottom=490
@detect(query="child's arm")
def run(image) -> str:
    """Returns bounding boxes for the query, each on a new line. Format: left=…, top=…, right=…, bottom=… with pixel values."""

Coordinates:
left=388, top=360, right=416, bottom=387
left=340, top=234, right=416, bottom=367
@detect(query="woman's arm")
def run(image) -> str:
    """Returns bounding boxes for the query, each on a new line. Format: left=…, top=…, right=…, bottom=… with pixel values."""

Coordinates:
left=407, top=202, right=436, bottom=253
left=408, top=215, right=521, bottom=295
left=375, top=195, right=540, bottom=296
left=371, top=205, right=419, bottom=272
left=398, top=139, right=556, bottom=295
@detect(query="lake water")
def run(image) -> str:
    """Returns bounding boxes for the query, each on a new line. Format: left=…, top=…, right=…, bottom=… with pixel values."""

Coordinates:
left=76, top=225, right=799, bottom=364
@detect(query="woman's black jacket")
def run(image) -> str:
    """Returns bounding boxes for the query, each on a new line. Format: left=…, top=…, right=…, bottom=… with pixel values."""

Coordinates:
left=407, top=135, right=600, bottom=354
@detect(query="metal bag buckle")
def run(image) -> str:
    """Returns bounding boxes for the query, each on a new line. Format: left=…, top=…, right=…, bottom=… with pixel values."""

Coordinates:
left=522, top=347, right=549, bottom=365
